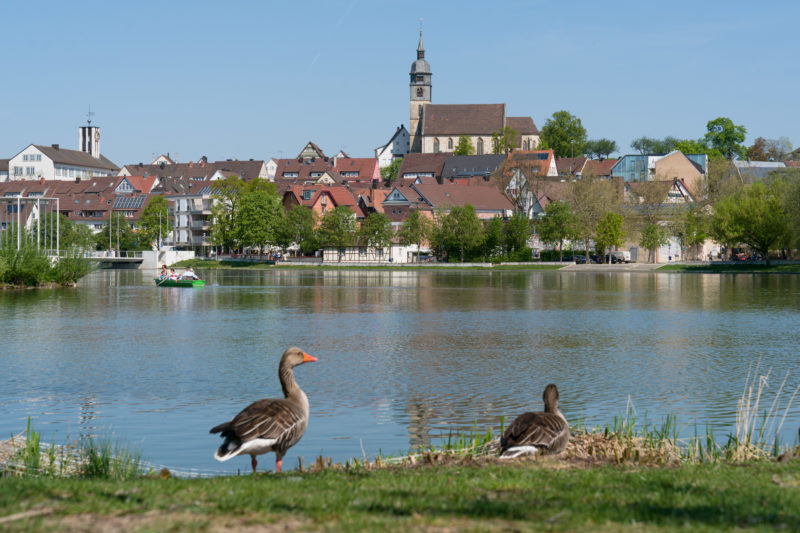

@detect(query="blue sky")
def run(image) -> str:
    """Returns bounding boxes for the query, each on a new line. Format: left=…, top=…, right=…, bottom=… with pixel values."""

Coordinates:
left=1, top=0, right=798, bottom=165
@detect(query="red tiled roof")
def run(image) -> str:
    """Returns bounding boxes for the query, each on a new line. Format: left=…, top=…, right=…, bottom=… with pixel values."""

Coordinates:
left=583, top=159, right=618, bottom=177
left=555, top=157, right=587, bottom=175
left=412, top=182, right=513, bottom=212
left=397, top=152, right=450, bottom=178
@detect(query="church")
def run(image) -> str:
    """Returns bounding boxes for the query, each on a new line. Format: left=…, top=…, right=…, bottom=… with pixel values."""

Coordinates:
left=408, top=31, right=540, bottom=155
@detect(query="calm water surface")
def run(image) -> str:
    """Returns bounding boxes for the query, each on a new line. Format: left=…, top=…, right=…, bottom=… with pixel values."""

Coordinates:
left=2, top=268, right=799, bottom=474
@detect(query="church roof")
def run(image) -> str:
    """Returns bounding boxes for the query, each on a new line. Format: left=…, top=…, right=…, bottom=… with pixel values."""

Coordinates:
left=422, top=104, right=505, bottom=136
left=506, top=116, right=539, bottom=136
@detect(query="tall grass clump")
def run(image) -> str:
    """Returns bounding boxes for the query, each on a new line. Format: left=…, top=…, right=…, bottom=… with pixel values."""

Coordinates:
left=731, top=362, right=800, bottom=461
left=78, top=435, right=143, bottom=480
left=50, top=250, right=94, bottom=285
left=0, top=245, right=51, bottom=286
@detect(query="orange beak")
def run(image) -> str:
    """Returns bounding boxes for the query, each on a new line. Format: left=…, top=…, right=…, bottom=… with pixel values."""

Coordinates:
left=302, top=352, right=318, bottom=363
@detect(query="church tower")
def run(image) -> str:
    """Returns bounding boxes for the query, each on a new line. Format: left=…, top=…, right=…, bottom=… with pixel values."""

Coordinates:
left=409, top=29, right=431, bottom=153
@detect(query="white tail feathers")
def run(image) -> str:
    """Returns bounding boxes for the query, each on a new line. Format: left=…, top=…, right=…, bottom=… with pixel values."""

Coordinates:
left=214, top=438, right=277, bottom=462
left=500, top=445, right=539, bottom=459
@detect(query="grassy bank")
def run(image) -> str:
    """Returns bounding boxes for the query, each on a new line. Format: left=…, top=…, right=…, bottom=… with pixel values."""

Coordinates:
left=658, top=263, right=800, bottom=273
left=2, top=461, right=799, bottom=531
left=172, top=258, right=564, bottom=271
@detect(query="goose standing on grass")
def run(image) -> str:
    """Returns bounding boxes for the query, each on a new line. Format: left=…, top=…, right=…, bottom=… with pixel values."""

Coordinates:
left=500, top=383, right=569, bottom=458
left=210, top=347, right=317, bottom=473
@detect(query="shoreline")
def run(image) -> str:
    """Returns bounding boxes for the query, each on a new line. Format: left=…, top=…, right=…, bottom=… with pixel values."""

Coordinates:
left=170, top=258, right=800, bottom=274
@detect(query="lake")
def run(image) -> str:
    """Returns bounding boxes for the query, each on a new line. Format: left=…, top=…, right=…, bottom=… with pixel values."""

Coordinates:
left=1, top=268, right=799, bottom=475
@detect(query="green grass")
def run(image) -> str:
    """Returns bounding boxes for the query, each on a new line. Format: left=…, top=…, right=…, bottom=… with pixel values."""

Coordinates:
left=171, top=258, right=564, bottom=271
left=2, top=462, right=799, bottom=531
left=658, top=263, right=800, bottom=273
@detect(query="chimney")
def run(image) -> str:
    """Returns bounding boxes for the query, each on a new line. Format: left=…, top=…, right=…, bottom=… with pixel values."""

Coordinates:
left=52, top=144, right=60, bottom=150
left=333, top=158, right=337, bottom=168
left=189, top=161, right=194, bottom=167
left=40, top=177, right=45, bottom=185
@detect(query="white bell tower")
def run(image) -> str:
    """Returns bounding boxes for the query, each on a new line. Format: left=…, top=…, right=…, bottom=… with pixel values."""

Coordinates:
left=79, top=107, right=101, bottom=159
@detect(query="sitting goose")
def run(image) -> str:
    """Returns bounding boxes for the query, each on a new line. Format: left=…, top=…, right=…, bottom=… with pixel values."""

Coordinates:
left=210, top=347, right=317, bottom=473
left=500, top=383, right=569, bottom=458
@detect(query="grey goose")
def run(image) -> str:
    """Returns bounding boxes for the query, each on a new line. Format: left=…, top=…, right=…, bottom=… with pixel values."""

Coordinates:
left=500, top=383, right=570, bottom=458
left=211, top=347, right=317, bottom=473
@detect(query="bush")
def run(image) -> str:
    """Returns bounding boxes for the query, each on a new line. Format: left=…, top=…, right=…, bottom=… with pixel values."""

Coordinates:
left=50, top=253, right=94, bottom=285
left=539, top=249, right=578, bottom=262
left=0, top=246, right=51, bottom=286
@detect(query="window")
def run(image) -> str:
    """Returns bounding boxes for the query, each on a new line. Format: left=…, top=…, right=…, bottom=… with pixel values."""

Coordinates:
left=23, top=155, right=28, bottom=161
left=282, top=172, right=298, bottom=178
left=477, top=138, right=484, bottom=155
left=37, top=154, right=42, bottom=161
left=433, top=138, right=440, bottom=153
left=302, top=190, right=313, bottom=200
left=310, top=172, right=322, bottom=177
left=448, top=138, right=453, bottom=150
left=26, top=167, right=35, bottom=175
left=13, top=167, right=22, bottom=176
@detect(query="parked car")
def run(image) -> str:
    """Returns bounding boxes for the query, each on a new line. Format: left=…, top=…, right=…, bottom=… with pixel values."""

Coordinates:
left=571, top=255, right=587, bottom=264
left=610, top=250, right=631, bottom=263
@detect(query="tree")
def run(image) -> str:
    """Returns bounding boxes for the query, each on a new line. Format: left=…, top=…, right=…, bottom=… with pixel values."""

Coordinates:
left=209, top=175, right=247, bottom=253
left=397, top=209, right=432, bottom=262
left=96, top=213, right=139, bottom=251
left=711, top=181, right=789, bottom=265
left=317, top=206, right=356, bottom=254
left=491, top=126, right=518, bottom=155
left=275, top=206, right=318, bottom=255
left=704, top=117, right=747, bottom=160
left=453, top=135, right=475, bottom=156
left=503, top=212, right=532, bottom=255
left=38, top=213, right=94, bottom=250
left=540, top=111, right=587, bottom=158
left=137, top=195, right=172, bottom=250
left=585, top=138, right=618, bottom=159
left=537, top=200, right=577, bottom=261
left=431, top=205, right=484, bottom=262
left=630, top=136, right=679, bottom=155
left=234, top=188, right=284, bottom=255
left=746, top=136, right=793, bottom=162
left=594, top=212, right=626, bottom=263
left=673, top=138, right=724, bottom=161
left=380, top=158, right=403, bottom=185
left=669, top=203, right=710, bottom=261
left=639, top=223, right=668, bottom=263
left=356, top=212, right=393, bottom=248
left=482, top=216, right=504, bottom=260
left=568, top=174, right=618, bottom=261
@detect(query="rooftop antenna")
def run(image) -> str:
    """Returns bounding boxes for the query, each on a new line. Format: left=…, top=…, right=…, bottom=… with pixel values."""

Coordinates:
left=86, top=105, right=95, bottom=125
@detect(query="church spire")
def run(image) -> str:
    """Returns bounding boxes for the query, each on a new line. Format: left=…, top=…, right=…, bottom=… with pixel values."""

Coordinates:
left=417, top=29, right=425, bottom=59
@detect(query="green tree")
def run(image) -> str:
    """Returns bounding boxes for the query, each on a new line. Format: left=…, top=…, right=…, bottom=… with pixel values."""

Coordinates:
left=630, top=136, right=679, bottom=155
left=357, top=212, right=393, bottom=248
left=453, top=135, right=475, bottom=156
left=594, top=212, right=626, bottom=263
left=639, top=223, right=668, bottom=263
left=704, top=117, right=747, bottom=160
left=275, top=206, right=318, bottom=255
left=317, top=206, right=356, bottom=254
left=38, top=213, right=95, bottom=250
left=137, top=195, right=173, bottom=250
left=234, top=188, right=284, bottom=255
left=432, top=205, right=484, bottom=262
left=537, top=200, right=577, bottom=261
left=96, top=213, right=139, bottom=251
left=380, top=158, right=403, bottom=185
left=491, top=126, right=518, bottom=155
left=669, top=204, right=710, bottom=261
left=673, top=139, right=724, bottom=161
left=503, top=212, right=532, bottom=255
left=540, top=111, right=587, bottom=158
left=397, top=209, right=432, bottom=262
left=585, top=138, right=618, bottom=159
left=711, top=181, right=789, bottom=265
left=482, top=216, right=504, bottom=260
left=209, top=175, right=247, bottom=253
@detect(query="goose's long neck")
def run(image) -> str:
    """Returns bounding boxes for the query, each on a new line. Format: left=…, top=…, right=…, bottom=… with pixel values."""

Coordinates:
left=279, top=363, right=299, bottom=398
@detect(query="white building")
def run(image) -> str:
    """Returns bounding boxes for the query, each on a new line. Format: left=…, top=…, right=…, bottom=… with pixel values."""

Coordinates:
left=375, top=125, right=410, bottom=168
left=7, top=124, right=118, bottom=181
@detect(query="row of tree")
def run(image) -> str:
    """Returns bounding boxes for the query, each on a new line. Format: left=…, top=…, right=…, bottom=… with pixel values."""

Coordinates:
left=533, top=166, right=800, bottom=264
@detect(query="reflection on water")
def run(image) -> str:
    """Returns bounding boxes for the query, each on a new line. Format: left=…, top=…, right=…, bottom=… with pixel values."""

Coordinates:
left=1, top=269, right=799, bottom=473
